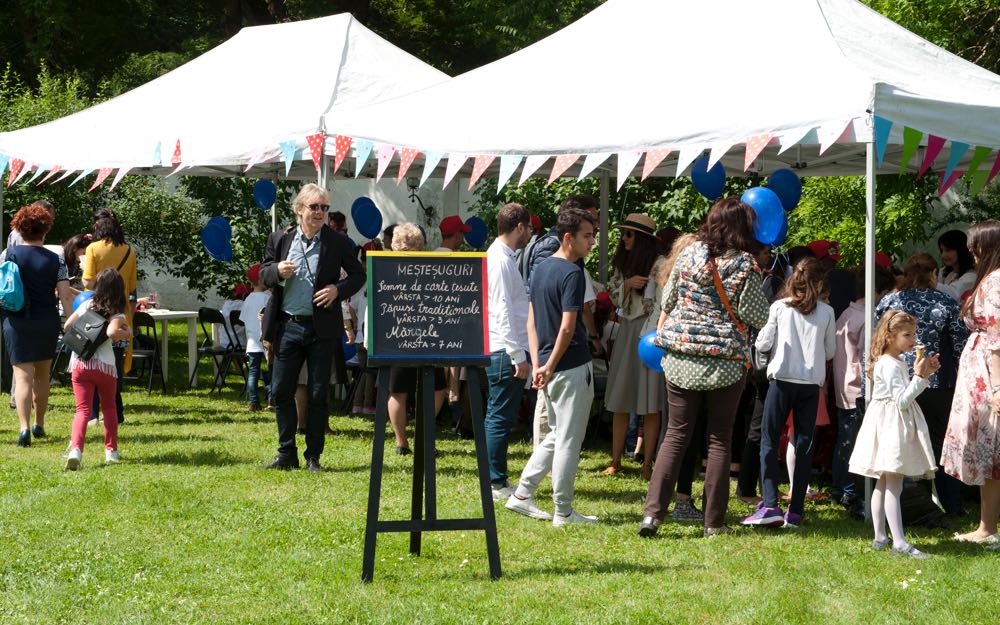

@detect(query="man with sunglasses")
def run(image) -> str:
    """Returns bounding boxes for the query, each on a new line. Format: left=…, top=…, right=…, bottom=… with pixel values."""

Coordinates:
left=259, top=183, right=364, bottom=472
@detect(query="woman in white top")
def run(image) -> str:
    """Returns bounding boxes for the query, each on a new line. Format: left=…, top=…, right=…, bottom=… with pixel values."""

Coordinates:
left=937, top=229, right=976, bottom=301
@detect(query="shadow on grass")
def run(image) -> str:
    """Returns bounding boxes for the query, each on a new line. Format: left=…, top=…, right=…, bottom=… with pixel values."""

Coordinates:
left=508, top=559, right=705, bottom=579
left=124, top=432, right=226, bottom=444
left=140, top=449, right=242, bottom=466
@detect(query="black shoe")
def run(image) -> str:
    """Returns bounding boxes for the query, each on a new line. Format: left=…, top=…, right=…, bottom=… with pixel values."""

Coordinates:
left=260, top=457, right=299, bottom=470
left=30, top=424, right=45, bottom=438
left=638, top=516, right=661, bottom=538
left=16, top=429, right=30, bottom=447
left=306, top=458, right=322, bottom=473
left=396, top=446, right=411, bottom=456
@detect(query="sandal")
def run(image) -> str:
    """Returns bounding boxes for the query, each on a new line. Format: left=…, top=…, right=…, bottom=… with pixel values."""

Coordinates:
left=601, top=465, right=620, bottom=476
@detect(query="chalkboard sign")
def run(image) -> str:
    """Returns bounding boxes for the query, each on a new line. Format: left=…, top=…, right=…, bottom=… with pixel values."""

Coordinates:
left=365, top=252, right=490, bottom=367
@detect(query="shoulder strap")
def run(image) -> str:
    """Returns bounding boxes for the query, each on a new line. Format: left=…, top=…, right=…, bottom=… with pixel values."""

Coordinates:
left=116, top=246, right=131, bottom=272
left=710, top=258, right=752, bottom=369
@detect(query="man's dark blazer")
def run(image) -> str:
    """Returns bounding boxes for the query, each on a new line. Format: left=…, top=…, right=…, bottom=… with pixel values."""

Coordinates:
left=259, top=225, right=365, bottom=379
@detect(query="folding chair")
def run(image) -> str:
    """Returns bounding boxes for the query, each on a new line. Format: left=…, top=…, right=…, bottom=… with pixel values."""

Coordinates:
left=188, top=307, right=246, bottom=393
left=129, top=311, right=167, bottom=393
left=229, top=309, right=249, bottom=398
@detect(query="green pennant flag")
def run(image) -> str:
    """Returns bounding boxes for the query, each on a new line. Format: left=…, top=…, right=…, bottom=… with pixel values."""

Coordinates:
left=968, top=168, right=991, bottom=195
left=965, top=145, right=993, bottom=180
left=899, top=127, right=923, bottom=175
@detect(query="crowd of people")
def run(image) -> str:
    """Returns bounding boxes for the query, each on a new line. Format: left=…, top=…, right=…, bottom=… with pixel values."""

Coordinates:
left=4, top=186, right=1000, bottom=558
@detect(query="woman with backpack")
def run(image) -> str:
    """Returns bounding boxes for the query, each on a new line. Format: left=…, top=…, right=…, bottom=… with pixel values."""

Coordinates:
left=1, top=204, right=76, bottom=446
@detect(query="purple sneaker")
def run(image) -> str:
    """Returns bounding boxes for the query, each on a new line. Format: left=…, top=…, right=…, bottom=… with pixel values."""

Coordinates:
left=783, top=511, right=803, bottom=529
left=741, top=503, right=784, bottom=527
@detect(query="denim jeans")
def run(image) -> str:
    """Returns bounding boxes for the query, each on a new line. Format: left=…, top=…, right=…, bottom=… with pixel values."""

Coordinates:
left=246, top=352, right=268, bottom=405
left=271, top=319, right=333, bottom=461
left=484, top=350, right=526, bottom=486
left=831, top=407, right=861, bottom=499
left=760, top=380, right=819, bottom=515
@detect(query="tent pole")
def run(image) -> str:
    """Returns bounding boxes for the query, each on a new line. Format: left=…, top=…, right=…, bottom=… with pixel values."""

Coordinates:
left=599, top=171, right=609, bottom=283
left=863, top=139, right=877, bottom=521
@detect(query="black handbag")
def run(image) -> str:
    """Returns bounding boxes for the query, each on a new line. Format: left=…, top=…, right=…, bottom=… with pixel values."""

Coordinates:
left=64, top=308, right=110, bottom=360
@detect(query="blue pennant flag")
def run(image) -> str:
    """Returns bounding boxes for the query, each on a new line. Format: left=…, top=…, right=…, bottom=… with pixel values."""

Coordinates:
left=943, top=141, right=970, bottom=183
left=873, top=116, right=892, bottom=167
left=354, top=139, right=374, bottom=178
left=419, top=150, right=444, bottom=188
left=0, top=154, right=9, bottom=176
left=68, top=169, right=95, bottom=188
left=279, top=140, right=298, bottom=176
left=152, top=141, right=162, bottom=166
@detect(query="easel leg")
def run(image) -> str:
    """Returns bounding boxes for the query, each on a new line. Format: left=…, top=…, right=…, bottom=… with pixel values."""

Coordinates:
left=362, top=368, right=390, bottom=583
left=423, top=367, right=438, bottom=524
left=467, top=371, right=502, bottom=580
left=410, top=367, right=425, bottom=555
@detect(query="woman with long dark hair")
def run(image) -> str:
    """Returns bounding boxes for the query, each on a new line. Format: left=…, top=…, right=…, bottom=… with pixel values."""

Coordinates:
left=942, top=220, right=1000, bottom=548
left=937, top=229, right=976, bottom=301
left=603, top=213, right=662, bottom=479
left=63, top=233, right=92, bottom=291
left=639, top=197, right=769, bottom=537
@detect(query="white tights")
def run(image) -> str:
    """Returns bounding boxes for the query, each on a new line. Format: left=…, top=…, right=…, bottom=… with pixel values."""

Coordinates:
left=871, top=473, right=908, bottom=548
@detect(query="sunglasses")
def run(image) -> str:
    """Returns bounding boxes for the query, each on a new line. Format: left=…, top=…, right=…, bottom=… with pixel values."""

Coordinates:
left=306, top=203, right=331, bottom=212
left=622, top=230, right=635, bottom=239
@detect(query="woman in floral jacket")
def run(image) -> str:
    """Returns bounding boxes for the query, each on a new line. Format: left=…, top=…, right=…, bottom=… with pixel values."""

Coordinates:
left=942, top=220, right=1000, bottom=548
left=639, top=197, right=769, bottom=538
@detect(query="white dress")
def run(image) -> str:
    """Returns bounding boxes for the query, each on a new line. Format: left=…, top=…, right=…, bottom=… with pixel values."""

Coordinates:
left=849, top=354, right=936, bottom=479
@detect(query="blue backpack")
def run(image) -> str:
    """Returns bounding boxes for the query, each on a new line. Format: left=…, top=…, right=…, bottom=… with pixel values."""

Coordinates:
left=0, top=253, right=25, bottom=312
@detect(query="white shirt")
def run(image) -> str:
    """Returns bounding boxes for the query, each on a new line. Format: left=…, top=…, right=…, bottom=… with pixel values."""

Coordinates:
left=348, top=287, right=367, bottom=347
left=487, top=238, right=530, bottom=364
left=219, top=299, right=245, bottom=348
left=756, top=298, right=836, bottom=386
left=239, top=291, right=271, bottom=354
left=938, top=269, right=977, bottom=301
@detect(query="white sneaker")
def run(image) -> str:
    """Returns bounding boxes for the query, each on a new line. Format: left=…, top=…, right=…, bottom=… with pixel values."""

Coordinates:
left=552, top=510, right=598, bottom=527
left=505, top=494, right=552, bottom=521
left=491, top=484, right=514, bottom=502
left=105, top=449, right=121, bottom=463
left=66, top=448, right=82, bottom=471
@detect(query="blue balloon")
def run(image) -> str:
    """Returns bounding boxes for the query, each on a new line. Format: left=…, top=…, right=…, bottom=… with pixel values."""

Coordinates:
left=690, top=155, right=726, bottom=200
left=73, top=290, right=94, bottom=312
left=206, top=215, right=232, bottom=238
left=767, top=168, right=802, bottom=211
left=201, top=222, right=233, bottom=262
left=253, top=180, right=277, bottom=211
left=742, top=187, right=785, bottom=246
left=637, top=330, right=665, bottom=373
left=342, top=333, right=357, bottom=361
left=351, top=196, right=382, bottom=240
left=464, top=217, right=488, bottom=249
left=774, top=213, right=789, bottom=247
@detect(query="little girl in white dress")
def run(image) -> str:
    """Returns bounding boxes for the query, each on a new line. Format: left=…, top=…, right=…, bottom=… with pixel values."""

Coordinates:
left=850, top=310, right=939, bottom=558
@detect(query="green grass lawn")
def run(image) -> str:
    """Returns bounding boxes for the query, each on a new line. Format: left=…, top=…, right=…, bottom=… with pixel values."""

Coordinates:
left=1, top=328, right=998, bottom=624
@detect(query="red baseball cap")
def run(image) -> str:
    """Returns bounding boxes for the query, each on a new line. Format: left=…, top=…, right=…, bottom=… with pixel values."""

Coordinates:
left=439, top=215, right=472, bottom=236
left=232, top=284, right=251, bottom=300
left=246, top=263, right=262, bottom=283
left=530, top=214, right=542, bottom=230
left=875, top=251, right=894, bottom=270
left=807, top=240, right=842, bottom=262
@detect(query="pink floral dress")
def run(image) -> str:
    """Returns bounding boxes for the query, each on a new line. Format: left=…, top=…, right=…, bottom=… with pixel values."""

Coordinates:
left=941, top=269, right=1000, bottom=485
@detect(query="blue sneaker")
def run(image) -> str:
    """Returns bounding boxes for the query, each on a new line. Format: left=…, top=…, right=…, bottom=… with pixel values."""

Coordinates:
left=783, top=511, right=803, bottom=529
left=741, top=503, right=784, bottom=527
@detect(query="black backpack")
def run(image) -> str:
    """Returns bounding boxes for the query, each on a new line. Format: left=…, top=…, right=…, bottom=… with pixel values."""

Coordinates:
left=64, top=308, right=110, bottom=360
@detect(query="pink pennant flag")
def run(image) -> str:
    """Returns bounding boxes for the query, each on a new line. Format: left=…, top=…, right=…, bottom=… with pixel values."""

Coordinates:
left=171, top=140, right=182, bottom=166
left=332, top=135, right=353, bottom=175
left=468, top=155, right=496, bottom=190
left=306, top=133, right=325, bottom=171
left=616, top=151, right=643, bottom=190
left=109, top=167, right=132, bottom=191
left=12, top=162, right=33, bottom=186
left=938, top=169, right=964, bottom=196
left=37, top=166, right=64, bottom=186
left=6, top=159, right=24, bottom=187
left=519, top=155, right=549, bottom=185
left=547, top=154, right=579, bottom=184
left=642, top=148, right=672, bottom=181
left=744, top=134, right=773, bottom=171
left=984, top=152, right=1000, bottom=188
left=916, top=135, right=947, bottom=180
left=88, top=168, right=114, bottom=192
left=818, top=120, right=852, bottom=155
left=396, top=147, right=421, bottom=185
left=443, top=153, right=469, bottom=189
left=374, top=143, right=395, bottom=182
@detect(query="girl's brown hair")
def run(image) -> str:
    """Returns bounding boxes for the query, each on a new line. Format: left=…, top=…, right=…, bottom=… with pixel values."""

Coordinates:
left=779, top=257, right=828, bottom=315
left=962, top=220, right=1000, bottom=319
left=896, top=253, right=938, bottom=291
left=867, top=310, right=916, bottom=380
left=90, top=268, right=127, bottom=319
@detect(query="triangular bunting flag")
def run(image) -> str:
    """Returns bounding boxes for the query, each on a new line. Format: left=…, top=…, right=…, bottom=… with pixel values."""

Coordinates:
left=88, top=168, right=114, bottom=192
left=306, top=133, right=325, bottom=171
left=968, top=150, right=998, bottom=195
left=942, top=141, right=970, bottom=184
left=353, top=139, right=374, bottom=178
left=374, top=143, right=395, bottom=183
left=279, top=140, right=298, bottom=177
left=707, top=142, right=732, bottom=171
left=396, top=147, right=420, bottom=185
left=547, top=154, right=579, bottom=184
left=171, top=140, right=182, bottom=166
left=468, top=155, right=496, bottom=190
left=26, top=165, right=50, bottom=185
left=244, top=148, right=267, bottom=174
left=744, top=134, right=772, bottom=171
left=68, top=168, right=95, bottom=188
left=53, top=168, right=76, bottom=184
left=0, top=154, right=8, bottom=176
left=982, top=152, right=1000, bottom=190
left=873, top=116, right=892, bottom=167
left=777, top=127, right=815, bottom=155
left=577, top=152, right=611, bottom=181
left=152, top=141, right=162, bottom=166
left=898, top=127, right=923, bottom=174
left=642, top=148, right=672, bottom=181
left=109, top=167, right=132, bottom=191
left=442, top=153, right=469, bottom=189
left=938, top=169, right=964, bottom=196
left=519, top=155, right=549, bottom=185
left=12, top=162, right=33, bottom=186
left=333, top=135, right=353, bottom=175
left=818, top=120, right=851, bottom=155
left=965, top=145, right=993, bottom=179
left=616, top=151, right=643, bottom=190
left=6, top=159, right=25, bottom=187
left=497, top=155, right=523, bottom=192
left=419, top=150, right=444, bottom=188
left=916, top=135, right=947, bottom=180
left=674, top=146, right=702, bottom=178
left=37, top=166, right=64, bottom=186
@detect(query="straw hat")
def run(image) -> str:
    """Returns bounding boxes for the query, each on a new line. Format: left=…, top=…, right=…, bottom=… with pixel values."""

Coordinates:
left=617, top=213, right=656, bottom=238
